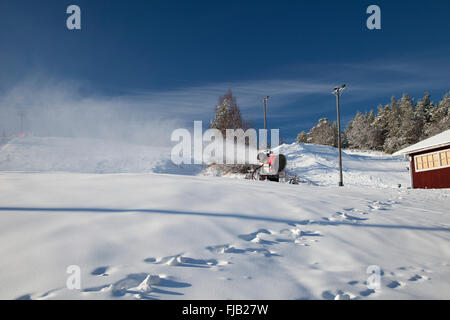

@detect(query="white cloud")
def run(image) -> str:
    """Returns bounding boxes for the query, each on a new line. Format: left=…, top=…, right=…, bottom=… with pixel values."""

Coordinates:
left=1, top=57, right=448, bottom=142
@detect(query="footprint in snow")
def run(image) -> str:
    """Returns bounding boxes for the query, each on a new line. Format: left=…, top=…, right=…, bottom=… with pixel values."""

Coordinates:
left=322, top=290, right=354, bottom=300
left=367, top=200, right=394, bottom=211
left=408, top=274, right=430, bottom=282
left=359, top=288, right=376, bottom=297
left=396, top=266, right=432, bottom=282
left=333, top=212, right=368, bottom=222
left=206, top=244, right=279, bottom=257
left=238, top=229, right=271, bottom=242
left=343, top=208, right=368, bottom=215
left=300, top=230, right=322, bottom=237
left=91, top=266, right=109, bottom=276
left=386, top=280, right=403, bottom=289
left=150, top=255, right=218, bottom=268
left=321, top=290, right=335, bottom=300
left=83, top=273, right=190, bottom=299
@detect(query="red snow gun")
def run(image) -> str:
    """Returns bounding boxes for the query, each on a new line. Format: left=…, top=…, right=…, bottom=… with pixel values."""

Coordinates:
left=252, top=152, right=287, bottom=182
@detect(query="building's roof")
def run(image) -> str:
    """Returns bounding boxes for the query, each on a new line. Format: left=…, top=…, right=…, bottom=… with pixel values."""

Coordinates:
left=393, top=129, right=450, bottom=156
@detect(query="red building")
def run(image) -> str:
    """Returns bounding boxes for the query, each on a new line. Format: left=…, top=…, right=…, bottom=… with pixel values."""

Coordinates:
left=394, top=129, right=450, bottom=189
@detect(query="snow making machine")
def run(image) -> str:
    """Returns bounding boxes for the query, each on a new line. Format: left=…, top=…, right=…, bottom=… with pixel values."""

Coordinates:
left=252, top=151, right=287, bottom=182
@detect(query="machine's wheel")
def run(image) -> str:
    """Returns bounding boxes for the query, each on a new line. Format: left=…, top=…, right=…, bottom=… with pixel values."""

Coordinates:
left=266, top=175, right=280, bottom=182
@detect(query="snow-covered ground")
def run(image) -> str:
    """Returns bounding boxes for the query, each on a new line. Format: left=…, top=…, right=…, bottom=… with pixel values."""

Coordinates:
left=277, top=143, right=410, bottom=188
left=0, top=136, right=449, bottom=300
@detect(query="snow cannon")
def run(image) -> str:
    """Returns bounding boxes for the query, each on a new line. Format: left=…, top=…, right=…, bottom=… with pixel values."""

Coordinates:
left=253, top=152, right=287, bottom=182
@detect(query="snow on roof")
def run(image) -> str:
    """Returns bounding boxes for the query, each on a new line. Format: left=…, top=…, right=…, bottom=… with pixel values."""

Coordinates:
left=393, top=129, right=450, bottom=156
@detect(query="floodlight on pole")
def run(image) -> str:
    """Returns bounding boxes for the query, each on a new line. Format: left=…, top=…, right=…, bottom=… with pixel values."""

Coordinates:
left=263, top=96, right=271, bottom=150
left=332, top=84, right=346, bottom=187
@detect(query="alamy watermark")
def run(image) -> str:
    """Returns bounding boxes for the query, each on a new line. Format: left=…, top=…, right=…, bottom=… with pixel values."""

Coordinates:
left=66, top=5, right=81, bottom=30
left=65, top=5, right=379, bottom=32
left=66, top=265, right=81, bottom=290
left=170, top=121, right=280, bottom=166
left=366, top=5, right=381, bottom=30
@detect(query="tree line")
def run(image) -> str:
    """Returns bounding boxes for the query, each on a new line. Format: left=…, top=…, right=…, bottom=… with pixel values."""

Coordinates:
left=208, top=90, right=449, bottom=155
left=297, top=92, right=450, bottom=154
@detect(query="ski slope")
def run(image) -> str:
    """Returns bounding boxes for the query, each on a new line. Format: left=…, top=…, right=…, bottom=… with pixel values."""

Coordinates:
left=0, top=136, right=203, bottom=175
left=0, top=136, right=449, bottom=300
left=277, top=143, right=410, bottom=188
left=0, top=136, right=410, bottom=188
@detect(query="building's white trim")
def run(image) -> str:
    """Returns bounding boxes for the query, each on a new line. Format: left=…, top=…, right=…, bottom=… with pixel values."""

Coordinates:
left=405, top=142, right=450, bottom=156
left=409, top=156, right=414, bottom=188
left=393, top=129, right=450, bottom=156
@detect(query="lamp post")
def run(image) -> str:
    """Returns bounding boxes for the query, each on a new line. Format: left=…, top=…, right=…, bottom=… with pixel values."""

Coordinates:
left=263, top=96, right=270, bottom=150
left=333, top=84, right=346, bottom=187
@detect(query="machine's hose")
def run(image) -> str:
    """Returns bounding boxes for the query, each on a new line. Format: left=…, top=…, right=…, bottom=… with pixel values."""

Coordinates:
left=251, top=165, right=263, bottom=180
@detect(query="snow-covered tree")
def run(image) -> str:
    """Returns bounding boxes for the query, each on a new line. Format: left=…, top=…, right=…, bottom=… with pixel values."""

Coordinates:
left=424, top=93, right=449, bottom=137
left=394, top=94, right=417, bottom=151
left=413, top=93, right=431, bottom=141
left=308, top=118, right=337, bottom=147
left=298, top=92, right=449, bottom=154
left=210, top=89, right=248, bottom=135
left=296, top=131, right=308, bottom=143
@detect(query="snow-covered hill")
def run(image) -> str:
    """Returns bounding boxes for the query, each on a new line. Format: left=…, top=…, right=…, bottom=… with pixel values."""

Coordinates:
left=277, top=143, right=410, bottom=188
left=0, top=136, right=409, bottom=187
left=0, top=136, right=204, bottom=175
left=0, top=136, right=448, bottom=300
left=0, top=136, right=169, bottom=173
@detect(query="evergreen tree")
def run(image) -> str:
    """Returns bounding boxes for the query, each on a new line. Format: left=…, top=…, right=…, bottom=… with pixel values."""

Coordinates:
left=296, top=131, right=308, bottom=143
left=414, top=93, right=430, bottom=141
left=346, top=111, right=364, bottom=149
left=383, top=96, right=404, bottom=153
left=210, top=89, right=247, bottom=135
left=331, top=121, right=339, bottom=148
left=398, top=94, right=418, bottom=147
left=308, top=118, right=336, bottom=147
left=372, top=104, right=390, bottom=149
left=425, top=93, right=450, bottom=137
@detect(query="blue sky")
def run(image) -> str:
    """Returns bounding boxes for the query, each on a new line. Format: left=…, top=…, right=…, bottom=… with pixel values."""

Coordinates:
left=1, top=0, right=449, bottom=141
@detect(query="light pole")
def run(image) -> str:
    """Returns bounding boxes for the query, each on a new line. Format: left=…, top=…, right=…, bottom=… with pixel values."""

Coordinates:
left=263, top=96, right=270, bottom=150
left=333, top=84, right=346, bottom=187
